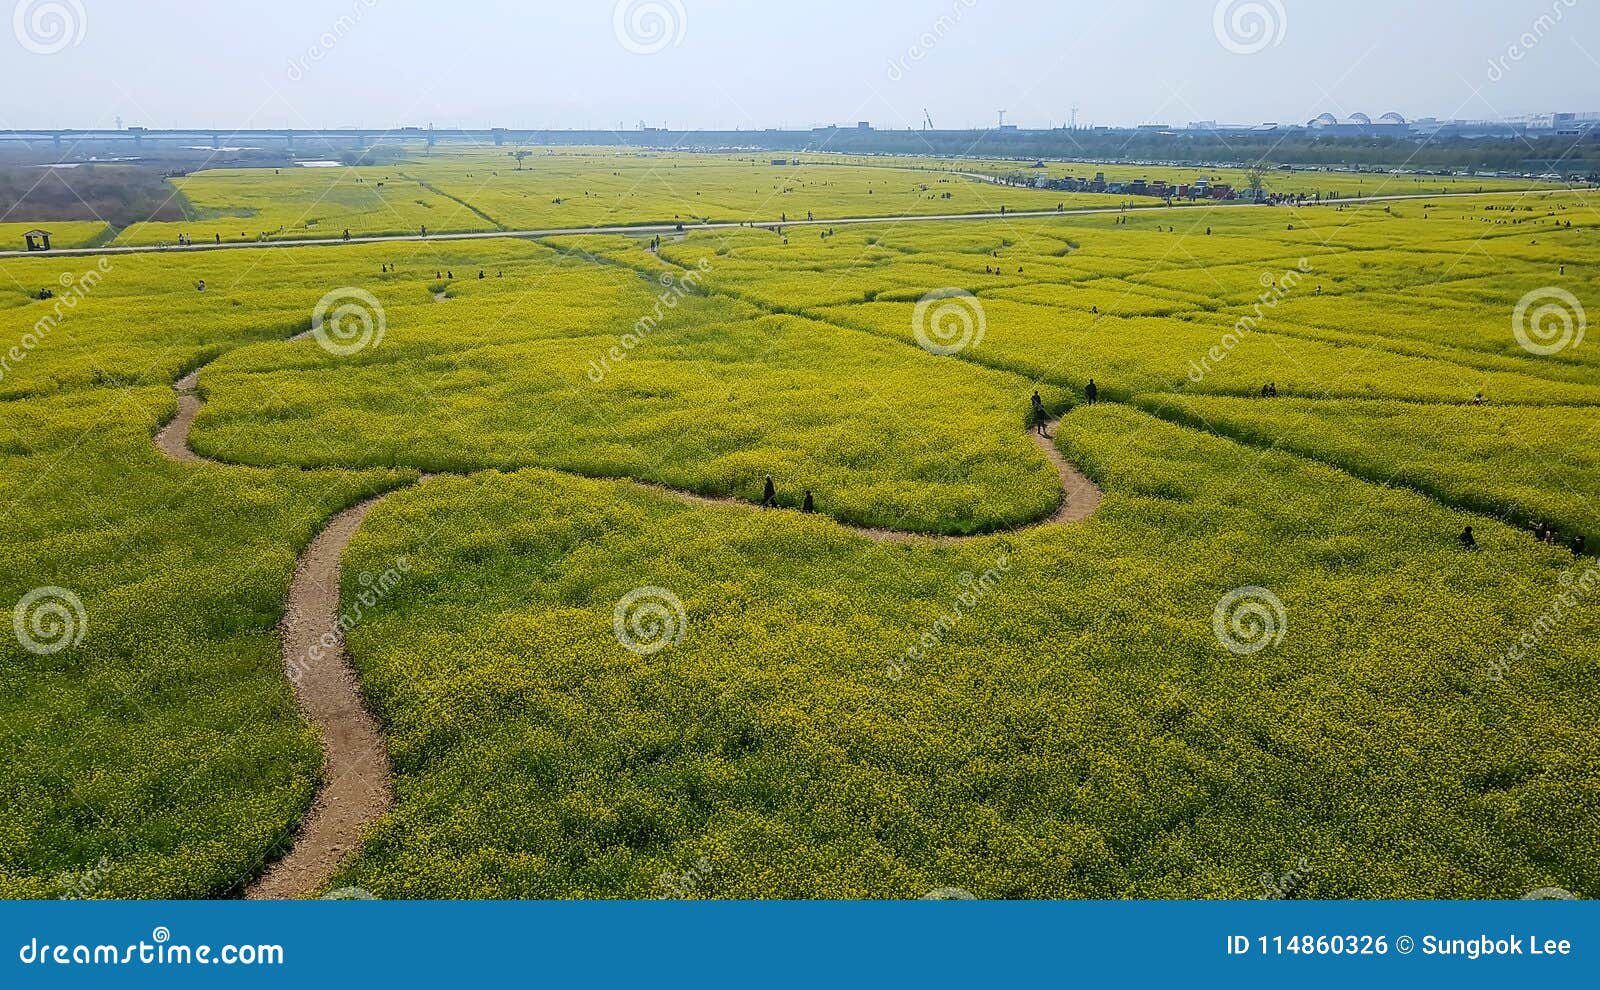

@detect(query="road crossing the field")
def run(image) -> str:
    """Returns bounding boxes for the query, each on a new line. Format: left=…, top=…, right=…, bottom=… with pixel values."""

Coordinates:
left=0, top=188, right=1550, bottom=260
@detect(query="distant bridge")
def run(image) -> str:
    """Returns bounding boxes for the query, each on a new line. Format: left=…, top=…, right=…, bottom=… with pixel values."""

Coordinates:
left=0, top=128, right=839, bottom=151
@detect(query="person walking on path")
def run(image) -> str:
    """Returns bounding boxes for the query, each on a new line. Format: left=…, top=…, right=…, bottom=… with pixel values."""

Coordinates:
left=1031, top=391, right=1051, bottom=437
left=802, top=491, right=815, bottom=514
left=762, top=476, right=777, bottom=508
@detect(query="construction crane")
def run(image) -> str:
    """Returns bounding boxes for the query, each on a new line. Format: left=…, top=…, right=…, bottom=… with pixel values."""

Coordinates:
left=923, top=109, right=935, bottom=131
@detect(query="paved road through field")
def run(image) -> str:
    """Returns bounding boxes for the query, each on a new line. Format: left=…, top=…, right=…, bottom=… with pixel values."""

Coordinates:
left=0, top=188, right=1545, bottom=260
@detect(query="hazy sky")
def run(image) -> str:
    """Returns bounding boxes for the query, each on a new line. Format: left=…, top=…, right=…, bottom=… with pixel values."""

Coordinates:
left=4, top=0, right=1597, bottom=131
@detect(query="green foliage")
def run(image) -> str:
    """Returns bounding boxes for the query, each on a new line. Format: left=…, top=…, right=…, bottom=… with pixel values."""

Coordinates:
left=2, top=166, right=1597, bottom=900
left=0, top=388, right=403, bottom=897
left=332, top=407, right=1597, bottom=898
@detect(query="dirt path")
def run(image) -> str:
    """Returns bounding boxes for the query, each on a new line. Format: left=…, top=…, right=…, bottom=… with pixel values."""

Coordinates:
left=155, top=370, right=400, bottom=900
left=153, top=363, right=1101, bottom=898
left=246, top=497, right=394, bottom=900
left=152, top=372, right=202, bottom=464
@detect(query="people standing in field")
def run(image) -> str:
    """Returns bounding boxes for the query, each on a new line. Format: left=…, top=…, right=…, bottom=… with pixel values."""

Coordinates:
left=1459, top=526, right=1478, bottom=551
left=762, top=476, right=778, bottom=508
left=1031, top=391, right=1051, bottom=437
left=1084, top=380, right=1099, bottom=404
left=802, top=491, right=816, bottom=514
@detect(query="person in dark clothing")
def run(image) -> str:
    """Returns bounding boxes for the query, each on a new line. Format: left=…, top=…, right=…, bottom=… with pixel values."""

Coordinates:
left=1031, top=391, right=1051, bottom=436
left=1459, top=526, right=1478, bottom=551
left=1084, top=380, right=1099, bottom=404
left=802, top=491, right=815, bottom=514
left=1572, top=534, right=1586, bottom=557
left=762, top=476, right=777, bottom=508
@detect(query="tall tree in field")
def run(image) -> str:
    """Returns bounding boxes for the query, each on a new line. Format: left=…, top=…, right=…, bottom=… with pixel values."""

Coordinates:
left=1246, top=161, right=1273, bottom=203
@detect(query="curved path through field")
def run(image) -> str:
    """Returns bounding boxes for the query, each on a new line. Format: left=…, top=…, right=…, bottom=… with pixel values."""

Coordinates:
left=153, top=343, right=1100, bottom=898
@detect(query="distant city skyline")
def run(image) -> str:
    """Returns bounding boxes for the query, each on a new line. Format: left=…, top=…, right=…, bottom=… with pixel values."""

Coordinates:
left=3, top=0, right=1595, bottom=132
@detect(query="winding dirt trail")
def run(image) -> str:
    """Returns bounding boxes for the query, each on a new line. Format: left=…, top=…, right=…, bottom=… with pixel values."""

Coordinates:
left=247, top=497, right=394, bottom=900
left=152, top=372, right=203, bottom=464
left=153, top=360, right=1101, bottom=898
